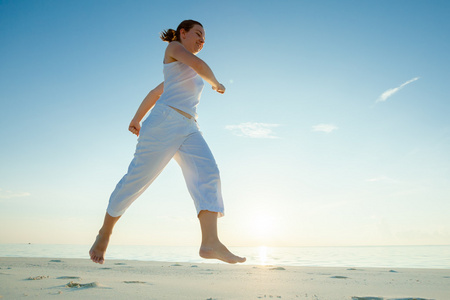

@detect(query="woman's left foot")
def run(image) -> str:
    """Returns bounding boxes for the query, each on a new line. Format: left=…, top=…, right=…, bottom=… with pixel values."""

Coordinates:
left=199, top=242, right=246, bottom=264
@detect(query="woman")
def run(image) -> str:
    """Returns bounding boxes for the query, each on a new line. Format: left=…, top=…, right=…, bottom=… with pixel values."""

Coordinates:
left=89, top=20, right=246, bottom=264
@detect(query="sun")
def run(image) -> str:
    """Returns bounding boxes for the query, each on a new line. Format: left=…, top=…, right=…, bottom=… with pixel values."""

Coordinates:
left=249, top=214, right=276, bottom=241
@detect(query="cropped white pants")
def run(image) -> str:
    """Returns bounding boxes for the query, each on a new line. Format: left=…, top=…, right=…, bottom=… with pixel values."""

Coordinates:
left=106, top=104, right=224, bottom=218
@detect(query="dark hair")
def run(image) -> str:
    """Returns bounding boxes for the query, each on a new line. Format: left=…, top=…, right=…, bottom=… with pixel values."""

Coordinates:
left=160, top=19, right=203, bottom=43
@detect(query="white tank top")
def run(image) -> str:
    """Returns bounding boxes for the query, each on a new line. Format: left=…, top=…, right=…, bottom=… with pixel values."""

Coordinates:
left=157, top=61, right=204, bottom=119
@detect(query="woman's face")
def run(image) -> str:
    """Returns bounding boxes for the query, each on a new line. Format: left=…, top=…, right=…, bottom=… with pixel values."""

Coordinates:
left=180, top=24, right=205, bottom=54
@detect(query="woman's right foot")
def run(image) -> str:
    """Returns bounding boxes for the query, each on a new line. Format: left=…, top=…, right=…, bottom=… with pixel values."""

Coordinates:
left=199, top=241, right=246, bottom=264
left=89, top=233, right=110, bottom=264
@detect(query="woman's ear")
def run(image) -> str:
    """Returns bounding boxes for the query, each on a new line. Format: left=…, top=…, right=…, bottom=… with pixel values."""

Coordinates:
left=179, top=28, right=186, bottom=40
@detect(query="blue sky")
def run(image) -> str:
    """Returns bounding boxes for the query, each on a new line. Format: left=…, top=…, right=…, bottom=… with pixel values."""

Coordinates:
left=1, top=0, right=449, bottom=247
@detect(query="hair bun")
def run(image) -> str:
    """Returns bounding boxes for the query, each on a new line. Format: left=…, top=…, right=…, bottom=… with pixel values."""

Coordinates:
left=160, top=29, right=177, bottom=43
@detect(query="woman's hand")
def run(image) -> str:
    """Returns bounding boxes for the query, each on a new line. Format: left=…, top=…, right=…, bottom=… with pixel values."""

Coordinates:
left=212, top=83, right=225, bottom=94
left=128, top=119, right=141, bottom=136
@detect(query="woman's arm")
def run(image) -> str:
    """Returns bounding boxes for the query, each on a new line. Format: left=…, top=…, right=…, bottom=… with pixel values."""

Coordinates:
left=166, top=42, right=225, bottom=94
left=128, top=82, right=164, bottom=136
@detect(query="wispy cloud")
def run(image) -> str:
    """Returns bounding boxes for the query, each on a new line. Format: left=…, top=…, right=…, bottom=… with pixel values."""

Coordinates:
left=312, top=124, right=338, bottom=133
left=376, top=77, right=420, bottom=103
left=0, top=188, right=31, bottom=199
left=225, top=122, right=280, bottom=138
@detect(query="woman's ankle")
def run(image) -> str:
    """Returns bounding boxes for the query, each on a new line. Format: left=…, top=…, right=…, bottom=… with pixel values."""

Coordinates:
left=98, top=229, right=113, bottom=236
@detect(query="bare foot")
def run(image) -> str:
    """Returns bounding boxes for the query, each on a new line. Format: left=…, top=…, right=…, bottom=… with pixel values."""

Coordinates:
left=89, top=233, right=110, bottom=264
left=199, top=242, right=246, bottom=264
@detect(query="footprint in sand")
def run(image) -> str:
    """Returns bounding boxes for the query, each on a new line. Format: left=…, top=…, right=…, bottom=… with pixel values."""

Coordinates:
left=123, top=281, right=147, bottom=284
left=65, top=281, right=107, bottom=289
left=100, top=267, right=112, bottom=270
left=171, top=263, right=183, bottom=267
left=389, top=298, right=433, bottom=300
left=270, top=267, right=286, bottom=271
left=27, top=275, right=49, bottom=280
left=114, top=263, right=127, bottom=265
left=49, top=260, right=63, bottom=263
left=330, top=276, right=348, bottom=279
left=57, top=276, right=81, bottom=280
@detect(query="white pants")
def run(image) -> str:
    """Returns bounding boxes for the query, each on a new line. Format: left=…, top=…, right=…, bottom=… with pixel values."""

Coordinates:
left=107, top=104, right=224, bottom=218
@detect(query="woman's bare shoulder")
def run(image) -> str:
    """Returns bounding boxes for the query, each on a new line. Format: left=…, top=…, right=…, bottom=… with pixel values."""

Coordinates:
left=164, top=42, right=183, bottom=63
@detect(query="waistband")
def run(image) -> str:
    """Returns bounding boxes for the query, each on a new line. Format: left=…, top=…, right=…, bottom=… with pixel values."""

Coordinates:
left=168, top=105, right=194, bottom=119
left=155, top=103, right=197, bottom=122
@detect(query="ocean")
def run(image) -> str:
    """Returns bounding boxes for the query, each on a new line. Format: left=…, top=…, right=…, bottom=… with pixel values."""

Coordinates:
left=1, top=244, right=449, bottom=269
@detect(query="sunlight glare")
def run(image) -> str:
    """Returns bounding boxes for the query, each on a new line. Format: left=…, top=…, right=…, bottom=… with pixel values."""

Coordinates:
left=258, top=246, right=268, bottom=265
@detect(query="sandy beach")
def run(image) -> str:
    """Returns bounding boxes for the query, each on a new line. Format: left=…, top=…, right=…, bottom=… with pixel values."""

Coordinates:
left=0, top=257, right=449, bottom=299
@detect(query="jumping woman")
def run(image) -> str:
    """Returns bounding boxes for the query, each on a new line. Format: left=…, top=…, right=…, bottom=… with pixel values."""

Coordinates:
left=89, top=20, right=246, bottom=264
